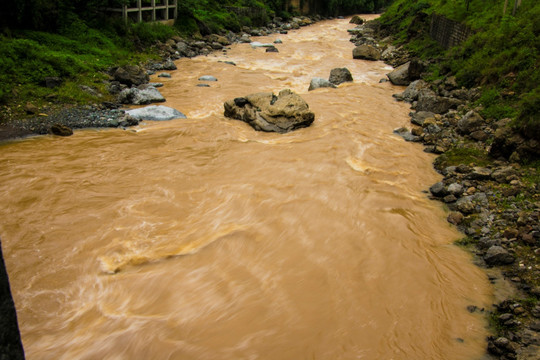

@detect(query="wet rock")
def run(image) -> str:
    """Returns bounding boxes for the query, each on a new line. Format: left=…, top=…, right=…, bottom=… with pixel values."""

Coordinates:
left=393, top=127, right=421, bottom=142
left=162, top=59, right=177, bottom=71
left=158, top=73, right=171, bottom=78
left=352, top=45, right=381, bottom=61
left=125, top=105, right=186, bottom=121
left=387, top=62, right=411, bottom=86
left=430, top=182, right=446, bottom=197
left=117, top=87, right=165, bottom=105
left=308, top=78, right=336, bottom=91
left=265, top=46, right=279, bottom=53
left=329, top=67, right=353, bottom=85
left=349, top=15, right=364, bottom=25
left=250, top=42, right=275, bottom=48
left=224, top=89, right=315, bottom=133
left=199, top=75, right=218, bottom=81
left=274, top=39, right=283, bottom=44
left=113, top=65, right=149, bottom=87
left=485, top=246, right=515, bottom=266
left=49, top=123, right=73, bottom=136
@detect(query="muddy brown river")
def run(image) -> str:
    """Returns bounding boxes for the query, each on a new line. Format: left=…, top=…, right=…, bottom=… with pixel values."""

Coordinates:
left=0, top=16, right=493, bottom=360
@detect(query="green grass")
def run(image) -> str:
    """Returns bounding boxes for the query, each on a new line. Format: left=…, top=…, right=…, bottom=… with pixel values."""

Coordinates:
left=434, top=146, right=491, bottom=169
left=378, top=0, right=540, bottom=142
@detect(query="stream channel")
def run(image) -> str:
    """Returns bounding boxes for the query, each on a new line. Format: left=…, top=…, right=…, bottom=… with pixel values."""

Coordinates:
left=0, top=15, right=494, bottom=360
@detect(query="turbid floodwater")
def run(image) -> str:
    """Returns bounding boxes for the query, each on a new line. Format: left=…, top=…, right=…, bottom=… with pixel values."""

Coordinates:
left=0, top=15, right=493, bottom=360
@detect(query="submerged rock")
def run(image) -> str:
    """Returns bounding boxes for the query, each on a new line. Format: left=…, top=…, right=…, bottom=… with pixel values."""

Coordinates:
left=198, top=75, right=218, bottom=81
left=224, top=89, right=315, bottom=133
left=125, top=105, right=187, bottom=121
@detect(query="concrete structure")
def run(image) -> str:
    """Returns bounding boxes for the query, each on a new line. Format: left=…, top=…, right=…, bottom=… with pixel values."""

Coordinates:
left=107, top=0, right=178, bottom=24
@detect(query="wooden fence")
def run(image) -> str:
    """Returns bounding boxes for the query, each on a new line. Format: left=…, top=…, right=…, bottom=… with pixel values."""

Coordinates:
left=107, top=0, right=178, bottom=24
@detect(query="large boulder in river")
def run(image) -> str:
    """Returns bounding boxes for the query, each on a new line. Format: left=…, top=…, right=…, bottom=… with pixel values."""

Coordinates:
left=352, top=45, right=381, bottom=61
left=329, top=68, right=353, bottom=85
left=117, top=86, right=165, bottom=105
left=224, top=89, right=315, bottom=133
left=113, top=65, right=149, bottom=87
left=125, top=105, right=187, bottom=121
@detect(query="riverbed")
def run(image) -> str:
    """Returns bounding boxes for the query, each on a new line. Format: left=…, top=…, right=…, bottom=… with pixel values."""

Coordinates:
left=0, top=16, right=492, bottom=359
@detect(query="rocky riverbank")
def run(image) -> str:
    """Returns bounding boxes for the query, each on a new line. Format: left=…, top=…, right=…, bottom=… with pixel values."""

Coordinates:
left=0, top=15, right=322, bottom=142
left=348, top=17, right=540, bottom=360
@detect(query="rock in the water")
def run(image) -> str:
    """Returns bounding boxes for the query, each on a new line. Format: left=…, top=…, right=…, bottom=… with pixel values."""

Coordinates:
left=349, top=15, right=364, bottom=25
left=224, top=89, right=315, bottom=133
left=118, top=87, right=166, bottom=105
left=113, top=65, right=149, bottom=87
left=484, top=246, right=515, bottom=266
left=49, top=123, right=73, bottom=136
left=352, top=45, right=381, bottom=61
left=274, top=39, right=283, bottom=44
left=162, top=59, right=177, bottom=71
left=158, top=73, right=172, bottom=78
left=308, top=78, right=336, bottom=91
left=266, top=46, right=279, bottom=53
left=329, top=68, right=353, bottom=85
left=250, top=42, right=275, bottom=48
left=125, top=105, right=186, bottom=121
left=198, top=75, right=218, bottom=81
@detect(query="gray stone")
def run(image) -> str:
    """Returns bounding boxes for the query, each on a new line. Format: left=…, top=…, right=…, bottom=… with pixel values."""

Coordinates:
left=447, top=183, right=464, bottom=196
left=387, top=62, right=411, bottom=86
left=125, top=105, right=186, bottom=121
left=469, top=167, right=492, bottom=180
left=458, top=111, right=485, bottom=135
left=224, top=89, right=315, bottom=133
left=491, top=166, right=517, bottom=183
left=118, top=87, right=166, bottom=105
left=329, top=68, right=353, bottom=85
left=410, top=111, right=435, bottom=126
left=484, top=246, right=515, bottom=265
left=250, top=42, right=275, bottom=48
left=158, top=73, right=172, bottom=78
left=162, top=59, right=177, bottom=71
left=273, top=39, right=283, bottom=44
left=393, top=127, right=420, bottom=142
left=401, top=80, right=431, bottom=102
left=430, top=182, right=446, bottom=197
left=416, top=92, right=461, bottom=114
left=308, top=78, right=337, bottom=91
left=199, top=75, right=218, bottom=81
left=352, top=45, right=381, bottom=61
left=349, top=15, right=364, bottom=25
left=266, top=46, right=279, bottom=53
